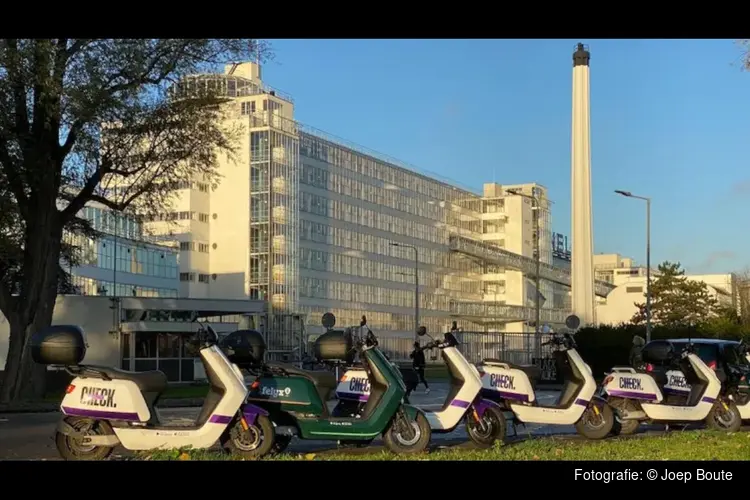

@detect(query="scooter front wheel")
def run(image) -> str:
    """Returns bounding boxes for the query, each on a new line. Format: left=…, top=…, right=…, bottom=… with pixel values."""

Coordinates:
left=222, top=414, right=275, bottom=459
left=706, top=400, right=742, bottom=433
left=382, top=411, right=431, bottom=454
left=55, top=417, right=115, bottom=461
left=575, top=400, right=615, bottom=440
left=466, top=405, right=507, bottom=448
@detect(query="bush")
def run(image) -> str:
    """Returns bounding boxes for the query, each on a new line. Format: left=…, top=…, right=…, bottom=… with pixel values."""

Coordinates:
left=574, top=322, right=750, bottom=378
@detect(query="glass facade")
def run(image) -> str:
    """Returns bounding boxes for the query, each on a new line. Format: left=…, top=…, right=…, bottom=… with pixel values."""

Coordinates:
left=297, top=127, right=493, bottom=335
left=64, top=204, right=180, bottom=298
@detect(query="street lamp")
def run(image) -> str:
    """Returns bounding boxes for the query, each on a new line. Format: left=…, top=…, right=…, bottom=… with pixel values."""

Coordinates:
left=615, top=189, right=652, bottom=342
left=390, top=242, right=419, bottom=340
left=506, top=188, right=544, bottom=359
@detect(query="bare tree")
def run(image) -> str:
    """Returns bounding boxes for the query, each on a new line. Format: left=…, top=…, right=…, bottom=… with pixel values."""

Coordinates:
left=0, top=39, right=270, bottom=403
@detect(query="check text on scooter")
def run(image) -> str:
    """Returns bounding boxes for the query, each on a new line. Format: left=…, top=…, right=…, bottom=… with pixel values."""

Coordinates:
left=489, top=374, right=515, bottom=390
left=80, top=387, right=117, bottom=408
left=619, top=377, right=642, bottom=391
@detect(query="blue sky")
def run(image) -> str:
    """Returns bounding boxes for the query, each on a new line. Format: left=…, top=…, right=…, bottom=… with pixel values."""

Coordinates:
left=259, top=39, right=750, bottom=275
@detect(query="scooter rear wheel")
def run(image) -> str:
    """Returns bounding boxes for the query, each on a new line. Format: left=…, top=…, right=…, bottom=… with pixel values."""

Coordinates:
left=610, top=398, right=640, bottom=436
left=466, top=405, right=507, bottom=448
left=55, top=417, right=115, bottom=461
left=223, top=414, right=275, bottom=459
left=382, top=411, right=431, bottom=454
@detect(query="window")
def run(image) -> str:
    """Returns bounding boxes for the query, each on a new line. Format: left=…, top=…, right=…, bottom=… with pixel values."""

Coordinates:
left=198, top=243, right=209, bottom=253
left=198, top=274, right=210, bottom=283
left=180, top=272, right=195, bottom=282
left=179, top=241, right=195, bottom=252
left=626, top=286, right=643, bottom=294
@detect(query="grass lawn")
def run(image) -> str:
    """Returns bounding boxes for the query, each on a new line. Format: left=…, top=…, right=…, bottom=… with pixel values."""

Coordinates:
left=138, top=430, right=750, bottom=461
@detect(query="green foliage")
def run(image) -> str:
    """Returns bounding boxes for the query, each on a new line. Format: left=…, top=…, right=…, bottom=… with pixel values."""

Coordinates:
left=631, top=261, right=720, bottom=327
left=0, top=39, right=271, bottom=402
left=575, top=320, right=750, bottom=377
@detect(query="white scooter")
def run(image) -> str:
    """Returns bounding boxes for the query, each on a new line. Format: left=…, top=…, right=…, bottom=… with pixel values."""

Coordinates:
left=32, top=320, right=276, bottom=460
left=335, top=326, right=506, bottom=447
left=477, top=332, right=615, bottom=439
left=413, top=327, right=507, bottom=447
left=600, top=342, right=742, bottom=435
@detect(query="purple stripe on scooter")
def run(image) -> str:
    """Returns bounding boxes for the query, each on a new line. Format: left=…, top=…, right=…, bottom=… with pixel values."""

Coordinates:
left=606, top=390, right=658, bottom=401
left=450, top=399, right=471, bottom=408
left=208, top=414, right=233, bottom=424
left=337, top=392, right=368, bottom=402
left=62, top=406, right=140, bottom=421
left=574, top=398, right=589, bottom=407
left=481, top=388, right=530, bottom=403
left=701, top=397, right=716, bottom=404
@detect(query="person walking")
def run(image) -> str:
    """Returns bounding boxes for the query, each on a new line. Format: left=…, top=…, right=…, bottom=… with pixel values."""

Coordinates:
left=410, top=341, right=430, bottom=394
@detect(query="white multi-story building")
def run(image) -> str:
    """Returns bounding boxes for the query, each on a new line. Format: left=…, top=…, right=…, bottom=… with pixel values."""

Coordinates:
left=147, top=62, right=616, bottom=347
left=594, top=253, right=738, bottom=325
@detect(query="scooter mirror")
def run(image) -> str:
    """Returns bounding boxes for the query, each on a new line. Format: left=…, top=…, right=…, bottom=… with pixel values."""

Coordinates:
left=360, top=315, right=367, bottom=327
left=417, top=326, right=427, bottom=337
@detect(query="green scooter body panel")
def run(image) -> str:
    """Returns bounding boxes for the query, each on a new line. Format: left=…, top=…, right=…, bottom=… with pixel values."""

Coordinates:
left=246, top=376, right=324, bottom=415
left=297, top=348, right=408, bottom=440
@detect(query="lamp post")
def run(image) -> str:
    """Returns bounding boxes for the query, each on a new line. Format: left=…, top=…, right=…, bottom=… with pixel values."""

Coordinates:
left=506, top=188, right=545, bottom=360
left=390, top=242, right=419, bottom=340
left=615, top=190, right=652, bottom=343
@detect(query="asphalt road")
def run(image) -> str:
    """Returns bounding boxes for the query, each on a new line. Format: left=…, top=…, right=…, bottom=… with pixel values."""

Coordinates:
left=0, top=384, right=622, bottom=460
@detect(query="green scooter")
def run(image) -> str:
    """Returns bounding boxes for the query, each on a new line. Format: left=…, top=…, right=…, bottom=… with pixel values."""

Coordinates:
left=245, top=312, right=432, bottom=456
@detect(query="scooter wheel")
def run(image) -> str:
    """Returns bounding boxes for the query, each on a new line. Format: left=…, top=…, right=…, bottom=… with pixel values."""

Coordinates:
left=706, top=400, right=742, bottom=433
left=610, top=398, right=640, bottom=436
left=272, top=435, right=293, bottom=454
left=466, top=405, right=507, bottom=448
left=382, top=411, right=431, bottom=454
left=223, top=414, right=275, bottom=459
left=575, top=400, right=615, bottom=440
left=55, top=417, right=115, bottom=461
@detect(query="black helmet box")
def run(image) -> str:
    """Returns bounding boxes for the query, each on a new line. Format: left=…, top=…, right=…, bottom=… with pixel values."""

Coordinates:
left=219, top=329, right=267, bottom=368
left=30, top=325, right=87, bottom=365
left=313, top=329, right=354, bottom=364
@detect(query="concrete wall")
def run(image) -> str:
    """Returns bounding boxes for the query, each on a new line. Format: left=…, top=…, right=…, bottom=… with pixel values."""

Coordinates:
left=0, top=296, right=121, bottom=370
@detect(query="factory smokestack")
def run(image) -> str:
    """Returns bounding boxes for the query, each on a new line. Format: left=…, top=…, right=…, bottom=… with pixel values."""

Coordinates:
left=570, top=43, right=596, bottom=325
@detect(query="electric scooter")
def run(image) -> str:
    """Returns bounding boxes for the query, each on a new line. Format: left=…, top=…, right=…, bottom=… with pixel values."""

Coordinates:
left=336, top=326, right=507, bottom=448
left=600, top=342, right=743, bottom=435
left=32, top=318, right=275, bottom=461
left=477, top=331, right=615, bottom=439
left=721, top=340, right=750, bottom=423
left=245, top=312, right=432, bottom=455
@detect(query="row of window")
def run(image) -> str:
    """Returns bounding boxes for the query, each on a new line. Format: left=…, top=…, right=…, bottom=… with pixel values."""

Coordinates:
left=179, top=241, right=210, bottom=253
left=171, top=180, right=211, bottom=193
left=299, top=246, right=482, bottom=295
left=299, top=133, right=479, bottom=210
left=300, top=162, right=480, bottom=234
left=71, top=275, right=178, bottom=298
left=81, top=206, right=142, bottom=240
left=298, top=305, right=472, bottom=335
left=299, top=218, right=482, bottom=273
left=66, top=234, right=179, bottom=279
left=179, top=272, right=212, bottom=283
left=146, top=211, right=211, bottom=223
left=300, top=277, right=456, bottom=311
left=300, top=190, right=443, bottom=245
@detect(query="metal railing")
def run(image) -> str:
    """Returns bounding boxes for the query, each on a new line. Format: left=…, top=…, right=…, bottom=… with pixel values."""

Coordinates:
left=448, top=300, right=569, bottom=324
left=449, top=234, right=615, bottom=297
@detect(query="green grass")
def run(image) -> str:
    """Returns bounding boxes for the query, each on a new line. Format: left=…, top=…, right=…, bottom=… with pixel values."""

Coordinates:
left=135, top=430, right=750, bottom=461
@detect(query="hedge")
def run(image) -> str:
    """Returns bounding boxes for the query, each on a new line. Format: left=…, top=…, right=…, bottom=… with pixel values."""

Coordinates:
left=574, top=322, right=750, bottom=379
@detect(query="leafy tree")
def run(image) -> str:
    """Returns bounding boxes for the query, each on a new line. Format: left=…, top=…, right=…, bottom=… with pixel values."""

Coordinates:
left=631, top=261, right=720, bottom=327
left=0, top=39, right=270, bottom=403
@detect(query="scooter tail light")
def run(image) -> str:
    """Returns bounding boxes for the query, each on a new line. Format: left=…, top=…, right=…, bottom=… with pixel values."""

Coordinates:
left=602, top=375, right=614, bottom=387
left=65, top=384, right=76, bottom=394
left=709, top=361, right=717, bottom=370
left=249, top=380, right=260, bottom=390
left=646, top=363, right=654, bottom=372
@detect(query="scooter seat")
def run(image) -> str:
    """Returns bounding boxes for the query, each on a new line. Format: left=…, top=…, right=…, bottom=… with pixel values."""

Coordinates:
left=483, top=359, right=542, bottom=382
left=267, top=362, right=338, bottom=390
left=84, top=365, right=168, bottom=395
